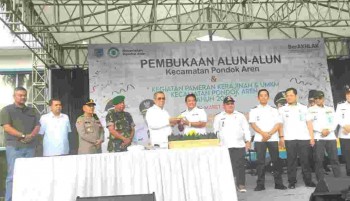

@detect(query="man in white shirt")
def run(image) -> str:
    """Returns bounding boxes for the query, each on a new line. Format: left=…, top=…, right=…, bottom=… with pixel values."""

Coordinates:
left=249, top=89, right=287, bottom=191
left=39, top=98, right=72, bottom=156
left=335, top=88, right=350, bottom=176
left=307, top=90, right=341, bottom=181
left=213, top=96, right=251, bottom=193
left=146, top=91, right=179, bottom=148
left=179, top=93, right=207, bottom=135
left=279, top=88, right=316, bottom=189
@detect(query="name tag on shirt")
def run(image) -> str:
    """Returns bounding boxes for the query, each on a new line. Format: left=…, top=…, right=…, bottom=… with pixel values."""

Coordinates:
left=221, top=118, right=226, bottom=127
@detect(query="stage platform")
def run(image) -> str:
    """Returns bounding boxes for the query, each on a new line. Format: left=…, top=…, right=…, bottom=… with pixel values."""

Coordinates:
left=238, top=164, right=348, bottom=201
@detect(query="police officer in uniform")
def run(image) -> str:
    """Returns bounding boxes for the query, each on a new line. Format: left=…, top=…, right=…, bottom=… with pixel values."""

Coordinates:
left=179, top=93, right=207, bottom=135
left=336, top=88, right=350, bottom=176
left=76, top=99, right=105, bottom=154
left=307, top=91, right=341, bottom=181
left=249, top=89, right=287, bottom=191
left=106, top=95, right=135, bottom=152
left=213, top=96, right=251, bottom=193
left=278, top=88, right=316, bottom=189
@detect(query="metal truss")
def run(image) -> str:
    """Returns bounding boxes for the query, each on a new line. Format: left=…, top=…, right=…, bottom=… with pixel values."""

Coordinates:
left=0, top=0, right=62, bottom=68
left=31, top=54, right=49, bottom=115
left=1, top=0, right=350, bottom=69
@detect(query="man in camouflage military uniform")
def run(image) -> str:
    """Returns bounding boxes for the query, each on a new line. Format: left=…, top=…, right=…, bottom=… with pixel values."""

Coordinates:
left=76, top=99, right=104, bottom=154
left=106, top=95, right=135, bottom=152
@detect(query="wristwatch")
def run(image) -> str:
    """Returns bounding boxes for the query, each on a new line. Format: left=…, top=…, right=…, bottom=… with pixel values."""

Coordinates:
left=20, top=134, right=25, bottom=139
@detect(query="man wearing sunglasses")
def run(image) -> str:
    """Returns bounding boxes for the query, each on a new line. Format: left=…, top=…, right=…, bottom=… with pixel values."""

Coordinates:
left=146, top=91, right=180, bottom=148
left=213, top=96, right=251, bottom=193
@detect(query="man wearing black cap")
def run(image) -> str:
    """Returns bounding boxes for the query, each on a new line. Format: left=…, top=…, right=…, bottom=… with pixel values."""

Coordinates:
left=307, top=91, right=341, bottom=181
left=213, top=96, right=251, bottom=193
left=335, top=88, right=350, bottom=176
left=39, top=98, right=72, bottom=156
left=308, top=90, right=318, bottom=107
left=106, top=95, right=135, bottom=152
left=76, top=99, right=104, bottom=154
left=278, top=88, right=316, bottom=189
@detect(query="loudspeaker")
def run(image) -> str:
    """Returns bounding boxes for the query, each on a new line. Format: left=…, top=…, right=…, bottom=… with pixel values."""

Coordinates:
left=310, top=177, right=350, bottom=201
left=76, top=193, right=156, bottom=201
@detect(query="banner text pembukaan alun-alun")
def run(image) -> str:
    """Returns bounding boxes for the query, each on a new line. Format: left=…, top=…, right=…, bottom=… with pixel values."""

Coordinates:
left=140, top=55, right=282, bottom=68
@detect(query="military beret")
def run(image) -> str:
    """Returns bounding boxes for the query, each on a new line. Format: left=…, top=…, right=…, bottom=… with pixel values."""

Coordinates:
left=112, top=95, right=125, bottom=105
left=84, top=99, right=96, bottom=106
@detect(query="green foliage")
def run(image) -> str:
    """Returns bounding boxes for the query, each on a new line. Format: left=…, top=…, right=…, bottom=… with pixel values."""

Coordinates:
left=168, top=132, right=217, bottom=141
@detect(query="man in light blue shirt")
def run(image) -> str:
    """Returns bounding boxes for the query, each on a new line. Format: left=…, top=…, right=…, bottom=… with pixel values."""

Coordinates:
left=39, top=98, right=71, bottom=156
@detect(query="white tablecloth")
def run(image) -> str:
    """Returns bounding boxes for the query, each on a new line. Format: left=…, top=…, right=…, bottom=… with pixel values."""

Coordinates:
left=13, top=147, right=237, bottom=201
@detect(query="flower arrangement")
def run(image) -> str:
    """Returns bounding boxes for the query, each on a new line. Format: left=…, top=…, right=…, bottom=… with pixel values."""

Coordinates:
left=168, top=132, right=217, bottom=141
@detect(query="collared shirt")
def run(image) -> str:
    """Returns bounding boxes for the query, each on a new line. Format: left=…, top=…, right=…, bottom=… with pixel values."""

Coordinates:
left=213, top=111, right=251, bottom=148
left=76, top=114, right=105, bottom=154
left=249, top=104, right=281, bottom=142
left=39, top=112, right=71, bottom=156
left=181, top=107, right=207, bottom=135
left=278, top=103, right=311, bottom=140
left=307, top=105, right=337, bottom=140
left=146, top=105, right=172, bottom=148
left=0, top=103, right=40, bottom=148
left=335, top=101, right=350, bottom=139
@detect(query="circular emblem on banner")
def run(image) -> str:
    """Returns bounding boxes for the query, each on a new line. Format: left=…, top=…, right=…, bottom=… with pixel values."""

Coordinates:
left=108, top=47, right=119, bottom=58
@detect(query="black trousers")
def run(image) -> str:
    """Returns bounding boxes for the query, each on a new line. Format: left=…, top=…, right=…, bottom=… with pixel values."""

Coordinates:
left=255, top=141, right=283, bottom=186
left=314, top=140, right=341, bottom=181
left=340, top=138, right=350, bottom=175
left=228, top=147, right=246, bottom=186
left=285, top=140, right=313, bottom=184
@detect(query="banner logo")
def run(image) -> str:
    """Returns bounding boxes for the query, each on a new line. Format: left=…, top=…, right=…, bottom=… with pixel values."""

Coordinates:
left=94, top=48, right=104, bottom=58
left=287, top=40, right=321, bottom=53
left=108, top=47, right=120, bottom=58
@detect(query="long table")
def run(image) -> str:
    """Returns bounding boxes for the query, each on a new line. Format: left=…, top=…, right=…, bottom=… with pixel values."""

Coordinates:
left=12, top=147, right=237, bottom=201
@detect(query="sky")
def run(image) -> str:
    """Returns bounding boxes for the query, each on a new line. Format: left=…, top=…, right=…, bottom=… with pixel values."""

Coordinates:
left=0, top=20, right=25, bottom=47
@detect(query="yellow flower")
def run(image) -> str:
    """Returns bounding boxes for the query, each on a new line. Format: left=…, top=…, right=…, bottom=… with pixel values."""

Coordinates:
left=188, top=130, right=197, bottom=136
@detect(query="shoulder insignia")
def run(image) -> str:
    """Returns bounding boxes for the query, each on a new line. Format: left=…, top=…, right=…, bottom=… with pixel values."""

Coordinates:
left=214, top=112, right=222, bottom=116
left=93, top=113, right=99, bottom=120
